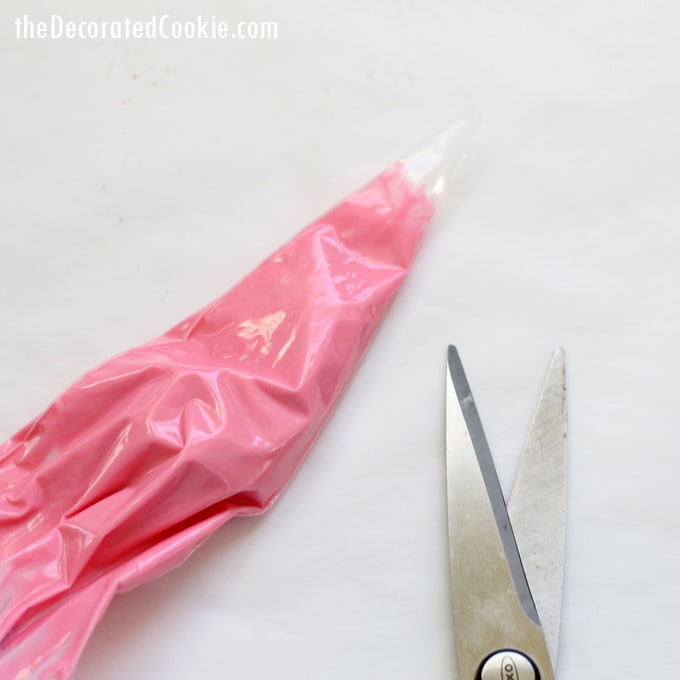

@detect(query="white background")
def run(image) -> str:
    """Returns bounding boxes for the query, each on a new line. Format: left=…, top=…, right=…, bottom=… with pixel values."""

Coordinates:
left=2, top=1, right=679, bottom=677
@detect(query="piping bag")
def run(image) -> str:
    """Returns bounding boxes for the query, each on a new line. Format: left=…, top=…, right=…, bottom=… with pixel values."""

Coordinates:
left=0, top=122, right=468, bottom=678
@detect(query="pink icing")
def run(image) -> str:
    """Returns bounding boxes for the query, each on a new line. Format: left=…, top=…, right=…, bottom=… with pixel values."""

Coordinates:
left=0, top=164, right=434, bottom=678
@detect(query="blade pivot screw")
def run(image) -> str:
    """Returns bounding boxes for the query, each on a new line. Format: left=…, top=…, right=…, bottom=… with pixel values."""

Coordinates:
left=479, top=650, right=537, bottom=680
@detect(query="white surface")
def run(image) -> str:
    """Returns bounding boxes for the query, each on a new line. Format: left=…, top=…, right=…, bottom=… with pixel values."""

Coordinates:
left=1, top=1, right=679, bottom=677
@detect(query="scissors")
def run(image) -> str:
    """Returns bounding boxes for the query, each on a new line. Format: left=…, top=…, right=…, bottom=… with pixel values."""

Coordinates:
left=445, top=346, right=567, bottom=680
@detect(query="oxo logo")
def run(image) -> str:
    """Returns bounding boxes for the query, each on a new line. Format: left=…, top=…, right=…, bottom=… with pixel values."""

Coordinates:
left=501, top=656, right=519, bottom=680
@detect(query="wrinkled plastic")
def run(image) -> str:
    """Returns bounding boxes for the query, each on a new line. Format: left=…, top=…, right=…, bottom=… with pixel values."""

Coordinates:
left=0, top=123, right=467, bottom=678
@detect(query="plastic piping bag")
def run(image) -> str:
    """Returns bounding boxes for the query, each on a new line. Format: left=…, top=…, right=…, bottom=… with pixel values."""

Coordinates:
left=0, top=122, right=468, bottom=678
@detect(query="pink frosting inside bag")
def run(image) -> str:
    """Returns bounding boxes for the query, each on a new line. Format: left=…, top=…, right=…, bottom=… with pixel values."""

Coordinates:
left=0, top=164, right=435, bottom=678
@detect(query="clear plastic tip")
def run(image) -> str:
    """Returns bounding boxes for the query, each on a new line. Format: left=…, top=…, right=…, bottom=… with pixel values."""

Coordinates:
left=399, top=117, right=475, bottom=201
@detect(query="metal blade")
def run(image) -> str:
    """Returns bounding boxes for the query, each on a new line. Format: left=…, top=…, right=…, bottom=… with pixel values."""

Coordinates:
left=508, top=348, right=567, bottom=669
left=447, top=346, right=538, bottom=623
left=446, top=347, right=553, bottom=680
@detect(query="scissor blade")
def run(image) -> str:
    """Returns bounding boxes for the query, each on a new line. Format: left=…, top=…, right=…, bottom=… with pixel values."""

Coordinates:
left=446, top=346, right=537, bottom=623
left=508, top=348, right=567, bottom=669
left=446, top=347, right=553, bottom=680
